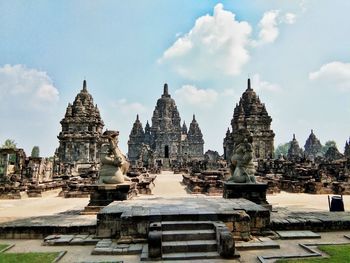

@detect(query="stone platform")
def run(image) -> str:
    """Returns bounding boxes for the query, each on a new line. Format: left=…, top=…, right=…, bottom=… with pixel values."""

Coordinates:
left=0, top=214, right=96, bottom=239
left=96, top=196, right=270, bottom=241
left=87, top=182, right=137, bottom=207
left=223, top=182, right=269, bottom=207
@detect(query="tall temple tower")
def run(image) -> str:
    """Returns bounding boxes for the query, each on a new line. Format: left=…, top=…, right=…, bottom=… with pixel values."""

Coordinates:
left=304, top=129, right=323, bottom=161
left=57, top=80, right=104, bottom=167
left=128, top=83, right=204, bottom=168
left=224, top=79, right=275, bottom=160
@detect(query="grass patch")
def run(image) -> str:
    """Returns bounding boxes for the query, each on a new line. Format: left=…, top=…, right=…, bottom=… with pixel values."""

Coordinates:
left=0, top=252, right=60, bottom=263
left=0, top=244, right=9, bottom=252
left=276, top=244, right=350, bottom=262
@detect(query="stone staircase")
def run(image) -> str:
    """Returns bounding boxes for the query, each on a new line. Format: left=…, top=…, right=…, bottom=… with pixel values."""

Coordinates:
left=162, top=221, right=219, bottom=260
left=145, top=220, right=237, bottom=261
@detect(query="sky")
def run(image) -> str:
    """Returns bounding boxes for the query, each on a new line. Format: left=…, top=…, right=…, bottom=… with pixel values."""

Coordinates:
left=1, top=0, right=350, bottom=157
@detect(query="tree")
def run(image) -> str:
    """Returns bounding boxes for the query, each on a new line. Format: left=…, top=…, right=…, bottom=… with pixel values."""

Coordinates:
left=1, top=139, right=17, bottom=149
left=31, top=146, right=40, bottom=158
left=322, top=140, right=337, bottom=154
left=274, top=142, right=291, bottom=158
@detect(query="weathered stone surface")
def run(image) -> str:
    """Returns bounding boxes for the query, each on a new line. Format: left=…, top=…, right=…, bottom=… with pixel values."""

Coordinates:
left=224, top=79, right=274, bottom=161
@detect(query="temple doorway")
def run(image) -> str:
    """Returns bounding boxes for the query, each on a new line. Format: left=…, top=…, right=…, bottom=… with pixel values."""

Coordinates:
left=164, top=145, right=169, bottom=158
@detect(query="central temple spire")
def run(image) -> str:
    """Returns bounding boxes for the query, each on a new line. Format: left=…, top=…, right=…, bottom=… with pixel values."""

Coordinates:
left=247, top=78, right=252, bottom=90
left=162, top=83, right=170, bottom=97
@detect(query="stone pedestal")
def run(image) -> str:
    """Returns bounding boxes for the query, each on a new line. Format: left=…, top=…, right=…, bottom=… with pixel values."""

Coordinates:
left=87, top=182, right=137, bottom=207
left=223, top=182, right=271, bottom=210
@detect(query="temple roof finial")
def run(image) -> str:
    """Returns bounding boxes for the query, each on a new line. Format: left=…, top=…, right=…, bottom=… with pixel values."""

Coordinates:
left=293, top=133, right=296, bottom=140
left=163, top=83, right=169, bottom=96
left=136, top=114, right=139, bottom=121
left=83, top=79, right=87, bottom=91
left=247, top=78, right=252, bottom=90
left=193, top=114, right=196, bottom=121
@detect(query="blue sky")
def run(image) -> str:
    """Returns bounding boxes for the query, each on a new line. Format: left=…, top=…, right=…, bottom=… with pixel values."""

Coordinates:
left=1, top=0, right=350, bottom=156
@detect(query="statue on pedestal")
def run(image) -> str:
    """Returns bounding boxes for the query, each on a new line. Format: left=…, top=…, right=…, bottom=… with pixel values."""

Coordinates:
left=228, top=129, right=256, bottom=183
left=98, top=130, right=130, bottom=184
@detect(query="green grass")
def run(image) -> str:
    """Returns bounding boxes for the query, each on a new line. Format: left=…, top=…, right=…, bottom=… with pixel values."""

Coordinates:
left=276, top=244, right=350, bottom=263
left=0, top=252, right=60, bottom=263
left=0, top=244, right=9, bottom=252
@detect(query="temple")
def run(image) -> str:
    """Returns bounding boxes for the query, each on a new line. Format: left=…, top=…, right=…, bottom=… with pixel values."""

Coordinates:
left=57, top=80, right=104, bottom=170
left=304, top=130, right=323, bottom=161
left=287, top=134, right=304, bottom=161
left=128, top=83, right=204, bottom=168
left=224, top=79, right=275, bottom=160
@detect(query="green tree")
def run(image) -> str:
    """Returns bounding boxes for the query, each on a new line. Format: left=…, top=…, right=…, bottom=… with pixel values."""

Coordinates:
left=274, top=142, right=291, bottom=158
left=322, top=140, right=337, bottom=154
left=1, top=139, right=17, bottom=149
left=31, top=146, right=40, bottom=157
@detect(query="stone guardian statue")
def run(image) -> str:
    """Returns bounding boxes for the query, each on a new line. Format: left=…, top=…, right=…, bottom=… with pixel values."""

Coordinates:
left=228, top=129, right=256, bottom=183
left=98, top=130, right=130, bottom=184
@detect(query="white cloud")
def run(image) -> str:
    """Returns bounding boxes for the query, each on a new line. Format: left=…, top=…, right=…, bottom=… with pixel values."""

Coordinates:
left=253, top=10, right=297, bottom=46
left=257, top=10, right=280, bottom=45
left=112, top=98, right=147, bottom=115
left=284, top=13, right=297, bottom=24
left=159, top=3, right=252, bottom=79
left=309, top=61, right=350, bottom=91
left=175, top=85, right=218, bottom=107
left=252, top=74, right=281, bottom=92
left=0, top=64, right=59, bottom=109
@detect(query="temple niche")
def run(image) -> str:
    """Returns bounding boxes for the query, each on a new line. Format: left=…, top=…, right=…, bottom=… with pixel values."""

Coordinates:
left=224, top=79, right=275, bottom=161
left=304, top=130, right=323, bottom=161
left=57, top=80, right=104, bottom=171
left=128, top=83, right=204, bottom=169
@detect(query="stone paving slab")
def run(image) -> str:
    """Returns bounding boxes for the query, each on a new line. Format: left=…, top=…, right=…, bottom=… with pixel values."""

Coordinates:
left=236, top=237, right=280, bottom=250
left=270, top=208, right=350, bottom=231
left=92, top=239, right=144, bottom=255
left=276, top=230, right=321, bottom=239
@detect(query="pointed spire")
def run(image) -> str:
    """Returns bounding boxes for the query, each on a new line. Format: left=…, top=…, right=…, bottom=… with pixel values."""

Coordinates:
left=293, top=133, right=296, bottom=140
left=83, top=79, right=87, bottom=92
left=136, top=114, right=139, bottom=121
left=247, top=78, right=252, bottom=90
left=193, top=114, right=196, bottom=121
left=164, top=83, right=168, bottom=95
left=311, top=129, right=314, bottom=134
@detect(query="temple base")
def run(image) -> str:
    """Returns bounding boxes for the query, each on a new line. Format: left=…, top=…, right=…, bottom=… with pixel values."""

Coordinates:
left=223, top=182, right=271, bottom=210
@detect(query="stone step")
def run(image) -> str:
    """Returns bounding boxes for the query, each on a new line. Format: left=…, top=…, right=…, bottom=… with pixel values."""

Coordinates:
left=162, top=229, right=216, bottom=241
left=162, top=240, right=217, bottom=253
left=162, top=251, right=220, bottom=260
left=161, top=221, right=214, bottom=231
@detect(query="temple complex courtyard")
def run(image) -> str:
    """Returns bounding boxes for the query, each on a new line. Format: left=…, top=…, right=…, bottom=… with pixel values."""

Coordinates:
left=1, top=171, right=350, bottom=262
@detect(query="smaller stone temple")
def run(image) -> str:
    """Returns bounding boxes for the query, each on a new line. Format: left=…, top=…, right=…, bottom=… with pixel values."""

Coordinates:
left=224, top=79, right=275, bottom=161
left=304, top=130, right=323, bottom=161
left=287, top=134, right=304, bottom=161
left=57, top=80, right=104, bottom=172
left=128, top=83, right=204, bottom=168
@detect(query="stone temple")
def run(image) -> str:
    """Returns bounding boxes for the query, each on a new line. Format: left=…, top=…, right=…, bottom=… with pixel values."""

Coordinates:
left=57, top=80, right=104, bottom=170
left=224, top=79, right=275, bottom=161
left=128, top=83, right=204, bottom=168
left=304, top=130, right=323, bottom=161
